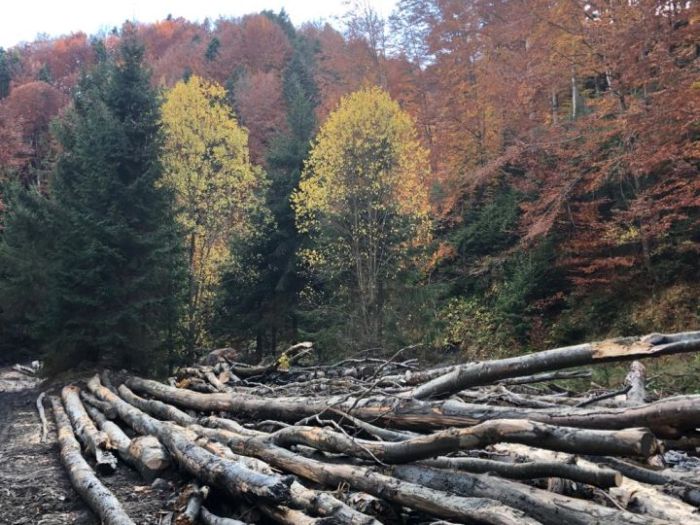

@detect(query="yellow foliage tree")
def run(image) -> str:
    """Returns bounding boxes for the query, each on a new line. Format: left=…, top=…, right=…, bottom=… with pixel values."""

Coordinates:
left=293, top=86, right=431, bottom=345
left=160, top=75, right=267, bottom=350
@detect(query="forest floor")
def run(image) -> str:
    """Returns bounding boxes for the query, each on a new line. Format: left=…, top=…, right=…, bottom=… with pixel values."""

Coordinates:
left=0, top=366, right=176, bottom=525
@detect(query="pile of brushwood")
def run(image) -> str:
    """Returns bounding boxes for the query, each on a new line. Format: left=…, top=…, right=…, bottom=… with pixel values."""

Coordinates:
left=36, top=332, right=700, bottom=524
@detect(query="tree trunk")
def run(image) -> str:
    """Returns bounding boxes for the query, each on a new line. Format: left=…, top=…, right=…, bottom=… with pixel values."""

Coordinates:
left=49, top=396, right=135, bottom=525
left=61, top=385, right=118, bottom=474
left=410, top=331, right=700, bottom=399
left=125, top=375, right=700, bottom=438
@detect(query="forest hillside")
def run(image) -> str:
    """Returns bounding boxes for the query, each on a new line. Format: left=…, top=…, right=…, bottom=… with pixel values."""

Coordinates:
left=0, top=2, right=698, bottom=373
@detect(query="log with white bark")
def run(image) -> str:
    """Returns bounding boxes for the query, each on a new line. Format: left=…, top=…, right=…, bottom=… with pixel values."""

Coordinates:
left=410, top=331, right=700, bottom=399
left=61, top=385, right=118, bottom=474
left=49, top=396, right=135, bottom=525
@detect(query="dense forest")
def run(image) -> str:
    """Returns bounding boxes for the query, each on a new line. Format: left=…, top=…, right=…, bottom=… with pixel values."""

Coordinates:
left=0, top=1, right=698, bottom=373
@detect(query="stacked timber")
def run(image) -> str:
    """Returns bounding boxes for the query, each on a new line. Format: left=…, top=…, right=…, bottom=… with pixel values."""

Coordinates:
left=44, top=332, right=700, bottom=524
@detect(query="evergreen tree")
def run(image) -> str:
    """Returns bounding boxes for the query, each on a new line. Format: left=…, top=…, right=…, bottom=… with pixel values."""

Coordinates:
left=216, top=13, right=318, bottom=357
left=34, top=30, right=183, bottom=372
left=0, top=183, right=56, bottom=362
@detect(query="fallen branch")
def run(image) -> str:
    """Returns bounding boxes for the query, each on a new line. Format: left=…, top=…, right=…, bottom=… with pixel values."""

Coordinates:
left=36, top=392, right=48, bottom=442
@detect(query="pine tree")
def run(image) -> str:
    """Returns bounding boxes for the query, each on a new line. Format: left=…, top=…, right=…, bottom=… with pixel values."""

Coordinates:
left=215, top=12, right=318, bottom=357
left=40, top=29, right=185, bottom=372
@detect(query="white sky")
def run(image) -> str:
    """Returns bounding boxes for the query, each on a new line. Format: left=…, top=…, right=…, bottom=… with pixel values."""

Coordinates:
left=0, top=0, right=398, bottom=48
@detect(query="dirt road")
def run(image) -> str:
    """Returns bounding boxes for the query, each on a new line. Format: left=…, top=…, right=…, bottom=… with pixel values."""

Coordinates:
left=0, top=367, right=174, bottom=525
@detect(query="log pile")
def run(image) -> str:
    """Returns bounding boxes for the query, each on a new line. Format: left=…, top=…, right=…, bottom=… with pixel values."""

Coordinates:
left=44, top=331, right=700, bottom=524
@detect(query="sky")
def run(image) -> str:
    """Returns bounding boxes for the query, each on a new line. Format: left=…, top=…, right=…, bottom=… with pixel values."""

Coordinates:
left=0, top=0, right=398, bottom=48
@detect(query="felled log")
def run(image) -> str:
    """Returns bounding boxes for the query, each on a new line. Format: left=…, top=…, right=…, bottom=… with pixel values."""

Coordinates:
left=625, top=361, right=647, bottom=405
left=36, top=392, right=48, bottom=442
left=81, top=389, right=118, bottom=419
left=591, top=456, right=700, bottom=507
left=176, top=483, right=209, bottom=525
left=410, top=331, right=700, bottom=399
left=83, top=401, right=169, bottom=480
left=269, top=420, right=659, bottom=460
left=421, top=456, right=621, bottom=488
left=49, top=396, right=135, bottom=525
left=86, top=375, right=293, bottom=503
left=495, top=443, right=700, bottom=523
left=388, top=463, right=667, bottom=525
left=193, top=425, right=540, bottom=525
left=258, top=505, right=330, bottom=525
left=497, top=369, right=592, bottom=385
left=124, top=387, right=381, bottom=525
left=200, top=506, right=248, bottom=525
left=61, top=385, right=118, bottom=474
left=125, top=375, right=700, bottom=437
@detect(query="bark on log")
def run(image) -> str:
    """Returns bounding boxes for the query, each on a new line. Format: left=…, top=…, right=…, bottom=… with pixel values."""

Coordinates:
left=176, top=483, right=209, bottom=525
left=410, top=331, right=700, bottom=399
left=200, top=506, right=248, bottom=525
left=49, top=396, right=135, bottom=525
left=625, top=361, right=647, bottom=405
left=497, top=369, right=592, bottom=385
left=590, top=456, right=700, bottom=507
left=86, top=376, right=292, bottom=503
left=125, top=376, right=700, bottom=438
left=421, top=456, right=621, bottom=488
left=61, top=385, right=118, bottom=474
left=495, top=443, right=700, bottom=523
left=193, top=425, right=540, bottom=525
left=269, top=420, right=658, bottom=460
left=81, top=390, right=118, bottom=419
left=258, top=505, right=331, bottom=525
left=84, top=400, right=171, bottom=481
left=36, top=392, right=48, bottom=442
left=387, top=463, right=666, bottom=525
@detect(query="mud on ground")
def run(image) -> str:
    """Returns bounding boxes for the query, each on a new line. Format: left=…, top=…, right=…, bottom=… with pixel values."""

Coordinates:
left=0, top=367, right=176, bottom=525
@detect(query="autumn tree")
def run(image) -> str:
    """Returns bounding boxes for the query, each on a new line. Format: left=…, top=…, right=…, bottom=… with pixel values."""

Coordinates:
left=160, top=75, right=268, bottom=352
left=293, top=87, right=431, bottom=347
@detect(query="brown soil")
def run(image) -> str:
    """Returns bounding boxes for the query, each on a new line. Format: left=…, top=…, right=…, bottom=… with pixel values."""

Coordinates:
left=0, top=367, right=177, bottom=525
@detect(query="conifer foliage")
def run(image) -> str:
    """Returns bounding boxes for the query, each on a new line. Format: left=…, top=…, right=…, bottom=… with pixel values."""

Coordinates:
left=1, top=30, right=185, bottom=372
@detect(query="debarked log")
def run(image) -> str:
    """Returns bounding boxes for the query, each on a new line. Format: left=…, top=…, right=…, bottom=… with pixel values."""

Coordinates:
left=49, top=396, right=135, bottom=525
